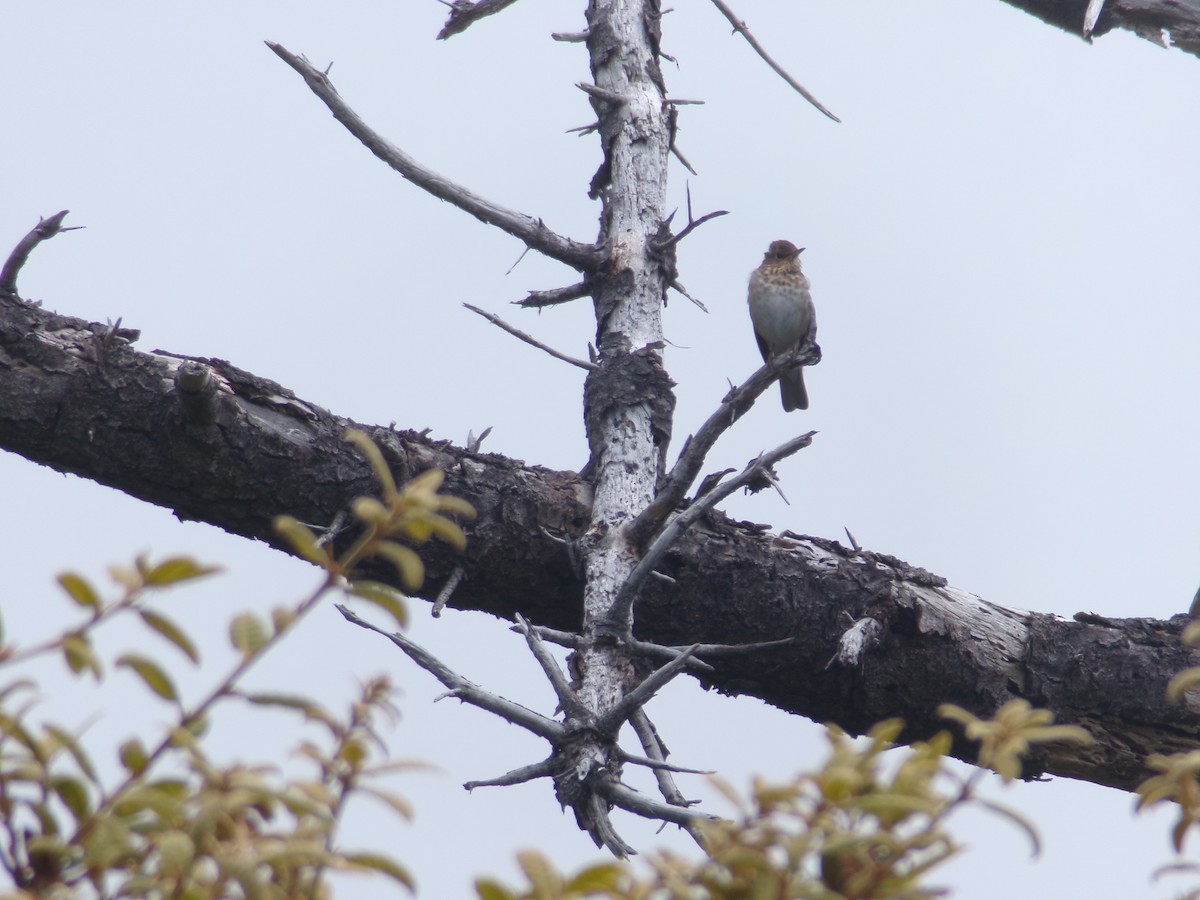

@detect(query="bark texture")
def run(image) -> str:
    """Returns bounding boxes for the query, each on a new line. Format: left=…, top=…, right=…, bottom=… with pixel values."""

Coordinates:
left=1001, top=0, right=1200, bottom=55
left=1, top=293, right=1196, bottom=794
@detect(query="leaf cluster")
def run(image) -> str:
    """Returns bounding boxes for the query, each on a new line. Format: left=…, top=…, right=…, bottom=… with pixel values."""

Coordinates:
left=476, top=709, right=1068, bottom=900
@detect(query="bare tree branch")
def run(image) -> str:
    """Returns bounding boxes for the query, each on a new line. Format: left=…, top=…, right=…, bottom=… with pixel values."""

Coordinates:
left=612, top=432, right=814, bottom=626
left=514, top=613, right=590, bottom=719
left=437, top=0, right=522, bottom=40
left=596, top=780, right=719, bottom=828
left=631, top=345, right=820, bottom=546
left=0, top=211, right=79, bottom=300
left=336, top=604, right=564, bottom=741
left=464, top=303, right=596, bottom=371
left=1000, top=0, right=1200, bottom=57
left=596, top=646, right=700, bottom=734
left=266, top=42, right=602, bottom=272
left=514, top=281, right=590, bottom=309
left=708, top=0, right=842, bottom=122
left=464, top=758, right=557, bottom=790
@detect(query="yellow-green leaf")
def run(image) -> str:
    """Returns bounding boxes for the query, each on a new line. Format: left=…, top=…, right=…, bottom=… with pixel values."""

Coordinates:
left=345, top=580, right=408, bottom=629
left=359, top=786, right=414, bottom=822
left=119, top=738, right=148, bottom=776
left=345, top=429, right=397, bottom=498
left=374, top=542, right=425, bottom=591
left=516, top=850, right=561, bottom=897
left=144, top=556, right=221, bottom=587
left=62, top=633, right=102, bottom=679
left=352, top=496, right=390, bottom=526
left=1168, top=668, right=1200, bottom=703
left=51, top=775, right=92, bottom=822
left=57, top=572, right=100, bottom=609
left=230, top=613, right=268, bottom=657
left=139, top=610, right=200, bottom=663
left=274, top=515, right=332, bottom=568
left=43, top=723, right=98, bottom=781
left=474, top=880, right=516, bottom=900
left=117, top=654, right=179, bottom=703
left=344, top=852, right=414, bottom=892
left=565, top=863, right=626, bottom=893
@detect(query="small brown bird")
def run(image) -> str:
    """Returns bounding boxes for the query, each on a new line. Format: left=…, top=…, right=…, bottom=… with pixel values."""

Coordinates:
left=748, top=239, right=817, bottom=411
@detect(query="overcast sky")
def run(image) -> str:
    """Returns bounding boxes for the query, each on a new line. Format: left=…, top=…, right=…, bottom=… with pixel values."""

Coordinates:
left=4, top=1, right=1200, bottom=897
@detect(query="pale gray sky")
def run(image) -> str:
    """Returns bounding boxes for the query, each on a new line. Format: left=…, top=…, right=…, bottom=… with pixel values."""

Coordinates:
left=3, top=1, right=1200, bottom=897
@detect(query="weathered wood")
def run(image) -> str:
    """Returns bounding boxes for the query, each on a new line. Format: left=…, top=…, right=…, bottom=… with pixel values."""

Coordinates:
left=1001, top=0, right=1200, bottom=55
left=2, top=292, right=1195, bottom=794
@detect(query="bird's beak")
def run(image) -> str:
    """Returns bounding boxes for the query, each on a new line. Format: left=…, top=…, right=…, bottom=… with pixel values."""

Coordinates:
left=797, top=247, right=806, bottom=255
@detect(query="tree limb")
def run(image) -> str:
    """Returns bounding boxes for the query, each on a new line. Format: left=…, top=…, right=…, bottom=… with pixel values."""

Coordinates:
left=266, top=42, right=602, bottom=272
left=1, top=294, right=1194, bottom=794
left=437, top=0, right=522, bottom=40
left=999, top=0, right=1200, bottom=56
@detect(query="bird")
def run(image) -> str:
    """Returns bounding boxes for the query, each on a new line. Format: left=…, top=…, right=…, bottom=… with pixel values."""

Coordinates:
left=747, top=239, right=817, bottom=412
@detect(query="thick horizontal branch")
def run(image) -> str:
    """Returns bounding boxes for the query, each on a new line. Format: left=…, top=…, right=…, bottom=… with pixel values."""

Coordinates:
left=266, top=42, right=602, bottom=271
left=999, top=0, right=1200, bottom=56
left=1, top=293, right=1195, bottom=794
left=437, top=0, right=521, bottom=40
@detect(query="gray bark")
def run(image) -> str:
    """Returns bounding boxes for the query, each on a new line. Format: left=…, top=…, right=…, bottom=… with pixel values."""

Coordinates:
left=0, top=293, right=1194, bottom=795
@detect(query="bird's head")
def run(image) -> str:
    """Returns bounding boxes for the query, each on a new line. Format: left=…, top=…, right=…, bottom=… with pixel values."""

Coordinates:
left=764, top=240, right=804, bottom=263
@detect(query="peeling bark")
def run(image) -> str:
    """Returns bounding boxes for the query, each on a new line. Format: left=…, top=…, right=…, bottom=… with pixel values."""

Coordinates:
left=1, top=293, right=1195, bottom=795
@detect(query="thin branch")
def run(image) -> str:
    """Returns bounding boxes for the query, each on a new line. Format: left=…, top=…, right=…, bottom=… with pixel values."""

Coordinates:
left=464, top=303, right=597, bottom=370
left=596, top=646, right=700, bottom=734
left=669, top=280, right=709, bottom=312
left=618, top=748, right=710, bottom=777
left=0, top=211, right=80, bottom=300
left=431, top=565, right=465, bottom=617
left=653, top=210, right=729, bottom=251
left=464, top=758, right=557, bottom=790
left=708, top=0, right=841, bottom=123
left=514, top=613, right=590, bottom=720
left=336, top=603, right=564, bottom=740
left=437, top=0, right=522, bottom=40
left=576, top=81, right=628, bottom=105
left=631, top=344, right=819, bottom=545
left=629, top=709, right=708, bottom=781
left=596, top=779, right=719, bottom=828
left=613, top=433, right=815, bottom=625
left=583, top=792, right=637, bottom=857
left=267, top=43, right=601, bottom=271
left=514, top=281, right=590, bottom=309
left=552, top=30, right=589, bottom=42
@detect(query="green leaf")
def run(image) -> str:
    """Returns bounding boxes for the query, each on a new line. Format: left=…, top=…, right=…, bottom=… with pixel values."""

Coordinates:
left=274, top=516, right=332, bottom=568
left=116, top=654, right=179, bottom=703
left=359, top=786, right=414, bottom=822
left=57, top=572, right=100, bottom=609
left=516, top=850, right=562, bottom=897
left=374, top=541, right=425, bottom=591
left=118, top=738, right=148, bottom=776
left=345, top=580, right=409, bottom=628
left=344, top=852, right=414, bottom=892
left=51, top=775, right=92, bottom=822
left=474, top=880, right=516, bottom=900
left=241, top=692, right=323, bottom=718
left=565, top=863, right=627, bottom=893
left=229, top=613, right=268, bottom=658
left=1168, top=667, right=1200, bottom=703
left=43, top=723, right=98, bottom=781
left=62, top=633, right=102, bottom=680
left=344, top=429, right=397, bottom=498
left=144, top=556, right=221, bottom=587
left=139, top=609, right=200, bottom=663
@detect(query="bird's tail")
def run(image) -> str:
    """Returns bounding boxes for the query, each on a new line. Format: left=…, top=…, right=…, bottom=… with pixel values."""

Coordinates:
left=780, top=368, right=808, bottom=412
